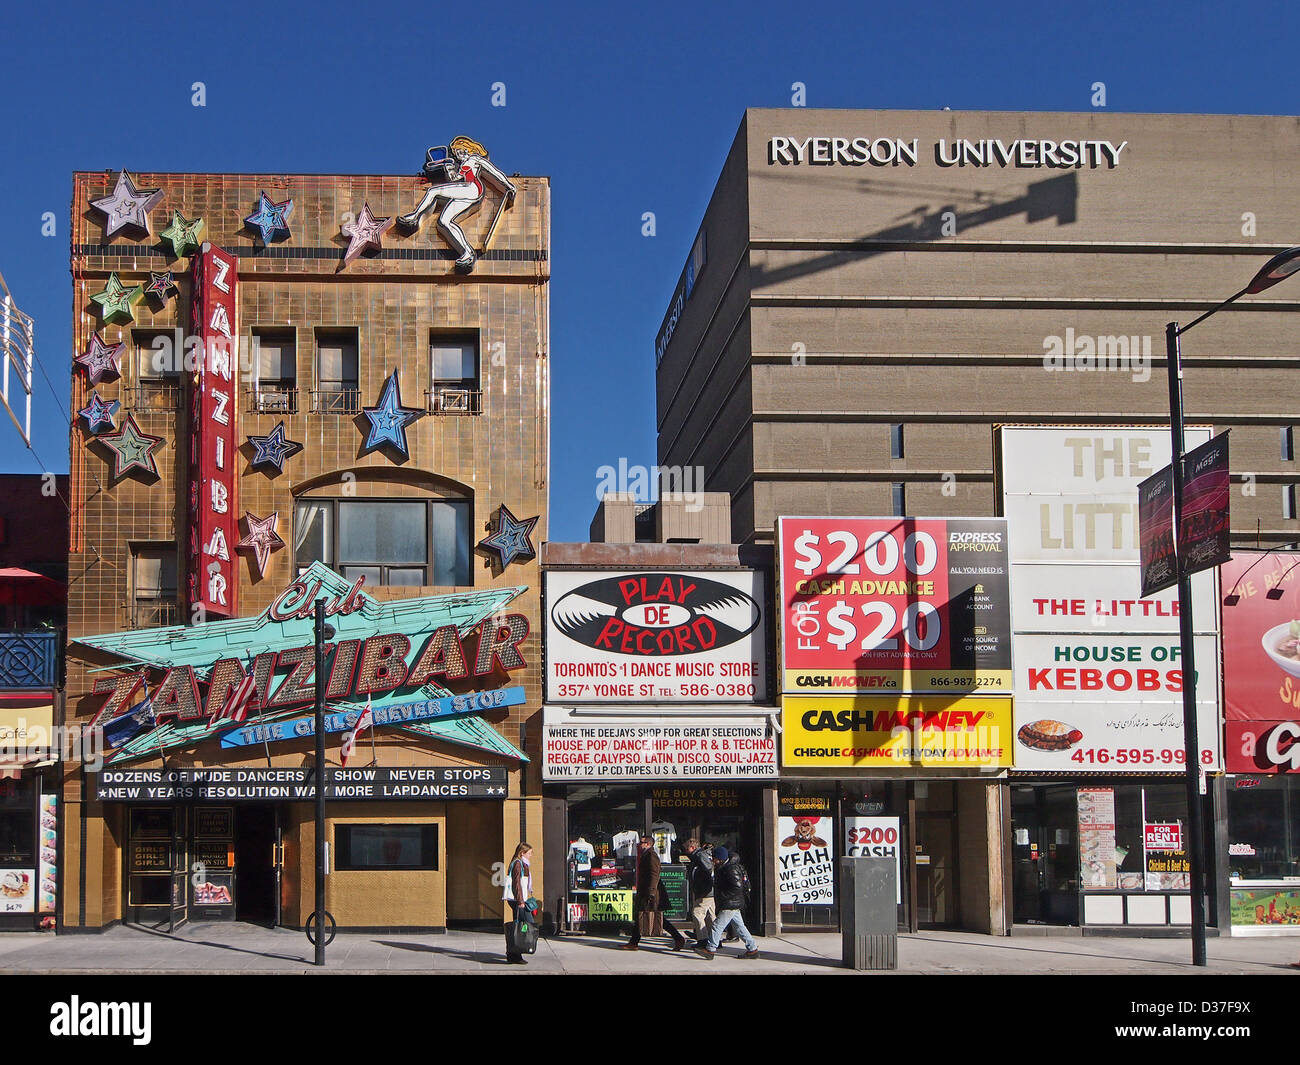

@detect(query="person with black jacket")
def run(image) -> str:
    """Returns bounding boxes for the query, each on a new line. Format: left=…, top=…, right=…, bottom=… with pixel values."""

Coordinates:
left=685, top=838, right=715, bottom=945
left=693, top=845, right=759, bottom=959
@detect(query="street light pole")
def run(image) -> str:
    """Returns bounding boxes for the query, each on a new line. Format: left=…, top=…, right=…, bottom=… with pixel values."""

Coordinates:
left=313, top=597, right=327, bottom=967
left=1164, top=321, right=1207, bottom=967
left=1161, top=244, right=1300, bottom=968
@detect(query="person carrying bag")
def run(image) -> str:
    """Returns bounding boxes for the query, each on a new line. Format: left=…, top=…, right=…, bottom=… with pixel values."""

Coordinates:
left=503, top=842, right=539, bottom=964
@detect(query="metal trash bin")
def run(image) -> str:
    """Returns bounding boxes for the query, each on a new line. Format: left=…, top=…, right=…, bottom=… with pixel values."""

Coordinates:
left=840, top=856, right=898, bottom=970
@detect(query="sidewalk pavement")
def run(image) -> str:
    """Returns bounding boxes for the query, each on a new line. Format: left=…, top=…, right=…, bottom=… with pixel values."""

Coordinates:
left=0, top=924, right=1296, bottom=974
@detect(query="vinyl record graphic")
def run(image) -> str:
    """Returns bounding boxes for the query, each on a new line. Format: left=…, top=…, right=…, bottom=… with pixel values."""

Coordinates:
left=551, top=572, right=761, bottom=657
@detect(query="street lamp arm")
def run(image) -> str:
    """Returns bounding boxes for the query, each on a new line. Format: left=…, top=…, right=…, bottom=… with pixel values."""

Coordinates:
left=1174, top=286, right=1250, bottom=337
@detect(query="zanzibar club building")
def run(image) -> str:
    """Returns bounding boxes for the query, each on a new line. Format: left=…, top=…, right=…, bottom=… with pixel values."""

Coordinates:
left=63, top=145, right=550, bottom=932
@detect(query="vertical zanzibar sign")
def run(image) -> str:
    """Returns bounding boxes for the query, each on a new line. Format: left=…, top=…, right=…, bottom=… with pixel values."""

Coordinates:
left=189, top=244, right=239, bottom=619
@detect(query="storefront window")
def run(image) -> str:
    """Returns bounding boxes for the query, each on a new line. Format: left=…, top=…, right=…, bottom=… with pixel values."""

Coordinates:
left=0, top=776, right=34, bottom=869
left=336, top=825, right=438, bottom=870
left=1229, top=777, right=1300, bottom=880
left=566, top=785, right=642, bottom=891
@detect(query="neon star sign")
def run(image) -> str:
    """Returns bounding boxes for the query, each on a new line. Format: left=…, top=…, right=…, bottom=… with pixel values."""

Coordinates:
left=90, top=273, right=144, bottom=325
left=76, top=332, right=125, bottom=385
left=89, top=171, right=164, bottom=238
left=244, top=192, right=294, bottom=243
left=361, top=370, right=422, bottom=458
left=97, top=413, right=165, bottom=480
left=160, top=210, right=206, bottom=260
left=341, top=203, right=394, bottom=265
left=236, top=511, right=285, bottom=577
left=246, top=420, right=303, bottom=472
left=477, top=504, right=539, bottom=572
left=145, top=271, right=179, bottom=304
left=78, top=392, right=120, bottom=435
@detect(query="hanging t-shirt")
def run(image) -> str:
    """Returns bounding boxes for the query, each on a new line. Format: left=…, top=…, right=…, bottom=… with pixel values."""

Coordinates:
left=567, top=839, right=595, bottom=870
left=649, top=820, right=677, bottom=864
left=612, top=830, right=640, bottom=859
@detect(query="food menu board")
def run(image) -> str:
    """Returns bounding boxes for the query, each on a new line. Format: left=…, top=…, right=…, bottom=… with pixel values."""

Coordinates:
left=1077, top=787, right=1117, bottom=890
left=779, top=517, right=1012, bottom=694
left=38, top=793, right=56, bottom=914
left=0, top=869, right=34, bottom=913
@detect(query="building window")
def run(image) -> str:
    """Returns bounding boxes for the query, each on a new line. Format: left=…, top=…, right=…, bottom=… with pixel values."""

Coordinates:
left=891, top=482, right=906, bottom=516
left=1285, top=484, right=1298, bottom=521
left=131, top=329, right=182, bottom=410
left=336, top=825, right=438, bottom=871
left=293, top=498, right=472, bottom=587
left=249, top=328, right=297, bottom=413
left=890, top=423, right=904, bottom=460
left=427, top=335, right=480, bottom=414
left=131, top=546, right=178, bottom=628
left=1283, top=426, right=1295, bottom=463
left=313, top=329, right=360, bottom=414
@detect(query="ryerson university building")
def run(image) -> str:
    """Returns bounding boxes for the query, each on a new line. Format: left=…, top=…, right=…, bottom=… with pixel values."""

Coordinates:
left=651, top=109, right=1298, bottom=935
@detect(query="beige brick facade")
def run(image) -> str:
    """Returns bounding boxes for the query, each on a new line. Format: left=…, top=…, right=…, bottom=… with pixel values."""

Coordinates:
left=65, top=166, right=549, bottom=930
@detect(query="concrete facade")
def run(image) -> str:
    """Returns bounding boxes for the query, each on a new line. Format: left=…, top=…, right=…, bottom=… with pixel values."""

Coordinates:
left=656, top=109, right=1300, bottom=546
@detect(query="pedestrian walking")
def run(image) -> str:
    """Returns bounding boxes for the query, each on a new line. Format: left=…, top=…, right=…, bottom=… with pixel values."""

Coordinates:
left=693, top=845, right=759, bottom=959
left=502, top=842, right=536, bottom=964
left=623, top=835, right=688, bottom=951
left=685, top=838, right=715, bottom=945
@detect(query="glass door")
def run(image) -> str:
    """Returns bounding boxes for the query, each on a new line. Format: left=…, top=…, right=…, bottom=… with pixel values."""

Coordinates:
left=168, top=805, right=188, bottom=932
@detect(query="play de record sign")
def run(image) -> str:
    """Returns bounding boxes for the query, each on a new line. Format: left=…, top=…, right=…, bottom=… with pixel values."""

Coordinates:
left=778, top=517, right=1012, bottom=693
left=545, top=570, right=767, bottom=703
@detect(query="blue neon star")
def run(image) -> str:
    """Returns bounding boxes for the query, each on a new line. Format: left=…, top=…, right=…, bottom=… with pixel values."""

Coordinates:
left=247, top=420, right=304, bottom=471
left=361, top=371, right=422, bottom=458
left=244, top=191, right=294, bottom=243
left=477, top=504, right=539, bottom=571
left=79, top=392, right=120, bottom=434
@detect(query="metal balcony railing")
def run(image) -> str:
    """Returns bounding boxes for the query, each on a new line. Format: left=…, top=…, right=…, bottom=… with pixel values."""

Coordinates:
left=0, top=631, right=58, bottom=690
left=424, top=387, right=482, bottom=415
left=126, top=381, right=183, bottom=411
left=130, top=600, right=181, bottom=630
left=245, top=386, right=299, bottom=415
left=310, top=388, right=362, bottom=415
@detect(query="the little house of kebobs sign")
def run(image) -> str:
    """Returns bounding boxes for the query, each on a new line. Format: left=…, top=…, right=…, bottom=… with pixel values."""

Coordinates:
left=76, top=562, right=530, bottom=764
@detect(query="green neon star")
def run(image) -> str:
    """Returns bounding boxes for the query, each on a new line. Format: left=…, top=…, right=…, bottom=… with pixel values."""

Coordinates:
left=159, top=210, right=206, bottom=260
left=99, top=413, right=164, bottom=480
left=89, top=272, right=145, bottom=325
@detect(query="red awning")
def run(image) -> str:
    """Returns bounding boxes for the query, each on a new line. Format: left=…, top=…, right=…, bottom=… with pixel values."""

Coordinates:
left=0, top=568, right=65, bottom=607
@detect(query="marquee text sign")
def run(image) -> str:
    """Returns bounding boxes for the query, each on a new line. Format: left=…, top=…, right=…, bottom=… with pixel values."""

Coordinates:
left=542, top=715, right=776, bottom=780
left=188, top=244, right=239, bottom=619
left=93, top=766, right=508, bottom=802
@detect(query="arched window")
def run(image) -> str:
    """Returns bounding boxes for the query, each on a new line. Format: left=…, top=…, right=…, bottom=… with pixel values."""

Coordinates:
left=292, top=474, right=473, bottom=588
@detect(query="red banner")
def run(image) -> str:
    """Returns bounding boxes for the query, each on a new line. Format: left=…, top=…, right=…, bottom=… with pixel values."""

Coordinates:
left=187, top=244, right=239, bottom=620
left=1222, top=551, right=1300, bottom=773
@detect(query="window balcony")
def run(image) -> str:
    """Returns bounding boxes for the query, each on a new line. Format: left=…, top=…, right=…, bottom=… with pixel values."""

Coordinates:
left=126, top=381, right=183, bottom=412
left=310, top=388, right=362, bottom=415
left=245, top=386, right=299, bottom=415
left=0, top=631, right=59, bottom=690
left=130, top=600, right=181, bottom=630
left=425, top=387, right=482, bottom=415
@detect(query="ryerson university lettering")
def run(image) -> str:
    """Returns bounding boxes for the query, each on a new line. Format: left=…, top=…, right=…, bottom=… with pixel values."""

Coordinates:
left=768, top=135, right=1129, bottom=169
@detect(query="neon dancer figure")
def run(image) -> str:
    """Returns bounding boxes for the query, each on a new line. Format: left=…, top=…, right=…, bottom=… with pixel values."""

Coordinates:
left=398, top=136, right=516, bottom=271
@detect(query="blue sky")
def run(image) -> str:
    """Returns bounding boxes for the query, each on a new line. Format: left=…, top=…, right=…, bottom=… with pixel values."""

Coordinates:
left=0, top=0, right=1294, bottom=540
